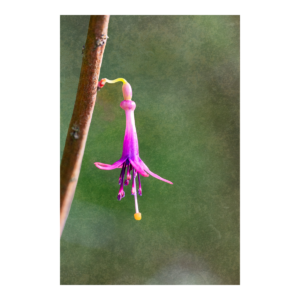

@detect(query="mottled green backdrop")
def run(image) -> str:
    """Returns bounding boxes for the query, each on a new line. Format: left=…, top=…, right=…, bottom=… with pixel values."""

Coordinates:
left=60, top=15, right=240, bottom=285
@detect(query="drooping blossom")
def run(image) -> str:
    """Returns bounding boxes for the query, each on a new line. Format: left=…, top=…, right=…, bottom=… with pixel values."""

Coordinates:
left=95, top=78, right=173, bottom=220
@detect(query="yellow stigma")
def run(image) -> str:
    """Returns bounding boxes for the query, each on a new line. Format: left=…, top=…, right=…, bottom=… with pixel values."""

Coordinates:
left=134, top=213, right=142, bottom=220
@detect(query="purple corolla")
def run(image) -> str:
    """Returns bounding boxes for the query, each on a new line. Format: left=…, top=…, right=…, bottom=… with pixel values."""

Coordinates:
left=95, top=78, right=173, bottom=220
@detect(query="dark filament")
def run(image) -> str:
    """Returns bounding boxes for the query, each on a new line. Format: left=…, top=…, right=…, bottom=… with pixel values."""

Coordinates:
left=138, top=173, right=142, bottom=196
left=117, top=163, right=126, bottom=200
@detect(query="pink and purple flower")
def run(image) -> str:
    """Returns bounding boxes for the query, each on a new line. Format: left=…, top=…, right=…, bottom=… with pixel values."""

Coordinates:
left=95, top=78, right=173, bottom=220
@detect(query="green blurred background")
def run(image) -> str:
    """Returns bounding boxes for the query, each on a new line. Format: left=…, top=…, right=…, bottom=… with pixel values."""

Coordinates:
left=60, top=15, right=240, bottom=285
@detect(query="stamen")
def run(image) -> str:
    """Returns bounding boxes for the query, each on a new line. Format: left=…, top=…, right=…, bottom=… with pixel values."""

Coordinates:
left=117, top=189, right=125, bottom=200
left=117, top=163, right=126, bottom=200
left=118, top=163, right=126, bottom=185
left=138, top=173, right=142, bottom=196
left=124, top=161, right=130, bottom=186
left=127, top=164, right=131, bottom=181
left=131, top=169, right=136, bottom=195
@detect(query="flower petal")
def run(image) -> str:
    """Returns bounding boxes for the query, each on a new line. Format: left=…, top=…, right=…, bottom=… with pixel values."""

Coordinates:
left=95, top=163, right=122, bottom=169
left=94, top=158, right=126, bottom=170
left=141, top=160, right=173, bottom=184
left=129, top=158, right=149, bottom=177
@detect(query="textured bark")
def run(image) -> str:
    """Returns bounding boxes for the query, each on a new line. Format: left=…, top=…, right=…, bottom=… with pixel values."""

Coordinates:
left=60, top=15, right=110, bottom=236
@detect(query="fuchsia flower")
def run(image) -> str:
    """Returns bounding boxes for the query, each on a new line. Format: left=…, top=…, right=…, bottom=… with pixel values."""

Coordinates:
left=95, top=78, right=173, bottom=220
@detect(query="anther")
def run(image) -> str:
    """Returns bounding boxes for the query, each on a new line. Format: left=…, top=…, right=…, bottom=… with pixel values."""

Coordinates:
left=117, top=189, right=125, bottom=201
left=127, top=164, right=131, bottom=181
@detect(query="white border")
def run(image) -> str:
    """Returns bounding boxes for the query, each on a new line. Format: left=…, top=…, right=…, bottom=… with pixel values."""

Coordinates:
left=57, top=15, right=60, bottom=286
left=58, top=13, right=242, bottom=287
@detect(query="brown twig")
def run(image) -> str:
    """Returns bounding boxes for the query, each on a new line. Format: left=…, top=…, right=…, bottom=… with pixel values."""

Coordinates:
left=60, top=15, right=110, bottom=237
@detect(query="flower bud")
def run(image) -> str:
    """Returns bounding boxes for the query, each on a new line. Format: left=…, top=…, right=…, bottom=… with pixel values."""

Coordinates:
left=97, top=78, right=106, bottom=90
